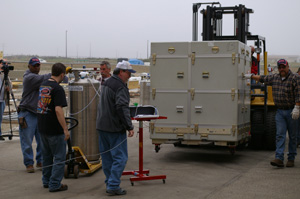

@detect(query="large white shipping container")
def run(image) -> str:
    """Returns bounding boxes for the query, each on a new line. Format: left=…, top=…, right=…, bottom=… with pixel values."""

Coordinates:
left=149, top=41, right=252, bottom=148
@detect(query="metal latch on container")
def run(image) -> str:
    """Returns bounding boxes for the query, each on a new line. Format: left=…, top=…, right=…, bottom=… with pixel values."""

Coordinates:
left=190, top=88, right=195, bottom=100
left=241, top=48, right=245, bottom=54
left=232, top=52, right=236, bottom=64
left=232, top=125, right=236, bottom=136
left=195, top=106, right=203, bottom=113
left=152, top=53, right=156, bottom=65
left=177, top=72, right=184, bottom=78
left=176, top=106, right=184, bottom=113
left=212, top=46, right=219, bottom=54
left=191, top=52, right=195, bottom=65
left=231, top=88, right=235, bottom=101
left=150, top=123, right=154, bottom=134
left=202, top=72, right=209, bottom=78
left=194, top=124, right=198, bottom=134
left=168, top=47, right=175, bottom=54
left=152, top=88, right=156, bottom=100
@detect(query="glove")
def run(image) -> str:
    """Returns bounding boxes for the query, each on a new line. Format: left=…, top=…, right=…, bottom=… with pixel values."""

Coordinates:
left=291, top=105, right=300, bottom=120
left=66, top=66, right=72, bottom=74
left=244, top=74, right=253, bottom=79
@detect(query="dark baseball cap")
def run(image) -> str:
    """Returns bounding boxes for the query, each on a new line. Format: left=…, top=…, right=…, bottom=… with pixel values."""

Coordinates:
left=277, top=59, right=288, bottom=67
left=28, top=57, right=40, bottom=66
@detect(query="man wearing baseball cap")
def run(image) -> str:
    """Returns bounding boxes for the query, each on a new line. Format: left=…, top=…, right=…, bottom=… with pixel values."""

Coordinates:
left=18, top=57, right=69, bottom=173
left=96, top=61, right=135, bottom=195
left=246, top=58, right=300, bottom=167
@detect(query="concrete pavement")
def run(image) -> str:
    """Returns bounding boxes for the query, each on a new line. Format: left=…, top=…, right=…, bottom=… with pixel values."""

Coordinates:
left=0, top=124, right=300, bottom=199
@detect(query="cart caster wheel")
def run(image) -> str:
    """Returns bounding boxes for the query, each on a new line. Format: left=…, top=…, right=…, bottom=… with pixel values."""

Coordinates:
left=146, top=173, right=149, bottom=176
left=131, top=182, right=134, bottom=186
left=64, top=165, right=69, bottom=178
left=163, top=179, right=166, bottom=184
left=74, top=165, right=79, bottom=179
left=9, top=136, right=12, bottom=140
left=229, top=147, right=236, bottom=155
left=155, top=145, right=160, bottom=153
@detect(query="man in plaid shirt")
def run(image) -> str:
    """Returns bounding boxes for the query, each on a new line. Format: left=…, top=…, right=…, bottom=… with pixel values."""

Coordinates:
left=246, top=59, right=300, bottom=168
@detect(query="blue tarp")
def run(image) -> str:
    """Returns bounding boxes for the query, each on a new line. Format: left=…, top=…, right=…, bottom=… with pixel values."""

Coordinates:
left=129, top=59, right=144, bottom=65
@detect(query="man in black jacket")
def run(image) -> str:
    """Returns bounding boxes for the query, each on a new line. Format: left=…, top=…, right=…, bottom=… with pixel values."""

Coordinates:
left=96, top=61, right=135, bottom=196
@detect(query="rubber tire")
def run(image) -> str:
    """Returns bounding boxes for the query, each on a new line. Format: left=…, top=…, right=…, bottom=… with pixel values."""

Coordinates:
left=74, top=165, right=80, bottom=179
left=64, top=165, right=69, bottom=179
left=264, top=110, right=276, bottom=150
left=250, top=109, right=264, bottom=149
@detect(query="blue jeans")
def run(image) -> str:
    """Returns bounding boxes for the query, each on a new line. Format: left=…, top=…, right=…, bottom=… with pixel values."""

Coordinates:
left=275, top=109, right=298, bottom=161
left=98, top=130, right=128, bottom=190
left=0, top=102, right=5, bottom=136
left=18, top=110, right=42, bottom=166
left=40, top=133, right=66, bottom=190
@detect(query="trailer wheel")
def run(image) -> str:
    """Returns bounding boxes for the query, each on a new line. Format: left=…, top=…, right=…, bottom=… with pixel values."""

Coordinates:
left=264, top=110, right=276, bottom=150
left=250, top=109, right=264, bottom=149
left=74, top=165, right=80, bottom=179
left=64, top=165, right=69, bottom=178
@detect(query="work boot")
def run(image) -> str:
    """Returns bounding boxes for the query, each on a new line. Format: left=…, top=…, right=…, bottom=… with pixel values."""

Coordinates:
left=286, top=160, right=295, bottom=167
left=106, top=188, right=127, bottom=196
left=26, top=165, right=35, bottom=173
left=270, top=159, right=284, bottom=167
left=49, top=184, right=68, bottom=192
left=36, top=163, right=42, bottom=168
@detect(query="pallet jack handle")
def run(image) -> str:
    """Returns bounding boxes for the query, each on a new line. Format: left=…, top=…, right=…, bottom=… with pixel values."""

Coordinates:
left=65, top=117, right=78, bottom=152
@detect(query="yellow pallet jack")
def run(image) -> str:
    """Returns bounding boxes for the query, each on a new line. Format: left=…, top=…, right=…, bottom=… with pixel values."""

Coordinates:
left=64, top=117, right=102, bottom=178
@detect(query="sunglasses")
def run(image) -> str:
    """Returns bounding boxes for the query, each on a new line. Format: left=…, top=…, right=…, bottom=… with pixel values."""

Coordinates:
left=33, top=64, right=40, bottom=67
left=278, top=65, right=286, bottom=69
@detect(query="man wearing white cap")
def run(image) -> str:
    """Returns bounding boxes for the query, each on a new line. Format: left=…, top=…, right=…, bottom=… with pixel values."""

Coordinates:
left=96, top=61, right=135, bottom=196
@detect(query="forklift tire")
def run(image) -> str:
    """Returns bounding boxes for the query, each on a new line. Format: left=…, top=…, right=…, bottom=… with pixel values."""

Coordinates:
left=250, top=109, right=264, bottom=149
left=264, top=110, right=276, bottom=150
left=64, top=165, right=69, bottom=178
left=74, top=165, right=80, bottom=179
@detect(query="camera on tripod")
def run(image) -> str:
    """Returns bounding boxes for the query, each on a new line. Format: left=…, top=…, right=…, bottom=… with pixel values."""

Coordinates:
left=0, top=59, right=14, bottom=74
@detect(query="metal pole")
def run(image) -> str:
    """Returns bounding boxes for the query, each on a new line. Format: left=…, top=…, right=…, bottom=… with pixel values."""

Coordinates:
left=90, top=42, right=91, bottom=58
left=147, top=40, right=149, bottom=59
left=66, top=30, right=68, bottom=58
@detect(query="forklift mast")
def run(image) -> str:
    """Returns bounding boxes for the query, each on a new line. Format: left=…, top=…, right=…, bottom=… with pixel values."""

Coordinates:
left=192, top=2, right=267, bottom=75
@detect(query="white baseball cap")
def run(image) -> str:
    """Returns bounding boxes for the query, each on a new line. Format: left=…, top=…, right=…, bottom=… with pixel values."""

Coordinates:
left=116, top=61, right=136, bottom=73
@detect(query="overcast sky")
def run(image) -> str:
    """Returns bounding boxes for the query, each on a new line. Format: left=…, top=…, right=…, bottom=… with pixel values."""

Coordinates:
left=1, top=0, right=300, bottom=59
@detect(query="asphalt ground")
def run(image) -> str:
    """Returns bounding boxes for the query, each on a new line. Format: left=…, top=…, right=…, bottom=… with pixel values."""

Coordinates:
left=0, top=123, right=300, bottom=199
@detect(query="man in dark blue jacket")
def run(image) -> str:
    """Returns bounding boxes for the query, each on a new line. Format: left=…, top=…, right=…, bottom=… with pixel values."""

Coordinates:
left=96, top=61, right=135, bottom=196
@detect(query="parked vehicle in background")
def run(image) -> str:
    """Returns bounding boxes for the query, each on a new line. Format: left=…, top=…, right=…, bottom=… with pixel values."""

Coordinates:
left=39, top=58, right=47, bottom=63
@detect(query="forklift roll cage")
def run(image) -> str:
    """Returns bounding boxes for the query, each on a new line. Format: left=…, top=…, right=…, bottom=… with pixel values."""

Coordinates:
left=192, top=2, right=267, bottom=75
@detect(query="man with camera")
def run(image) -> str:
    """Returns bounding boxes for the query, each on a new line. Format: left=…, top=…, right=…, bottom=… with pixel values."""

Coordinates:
left=0, top=60, right=9, bottom=141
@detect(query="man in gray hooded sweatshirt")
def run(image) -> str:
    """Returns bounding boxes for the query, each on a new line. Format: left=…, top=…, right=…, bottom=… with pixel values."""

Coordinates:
left=18, top=57, right=51, bottom=173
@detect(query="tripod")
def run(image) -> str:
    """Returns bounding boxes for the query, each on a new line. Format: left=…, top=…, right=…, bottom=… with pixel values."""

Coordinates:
left=0, top=70, right=18, bottom=140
